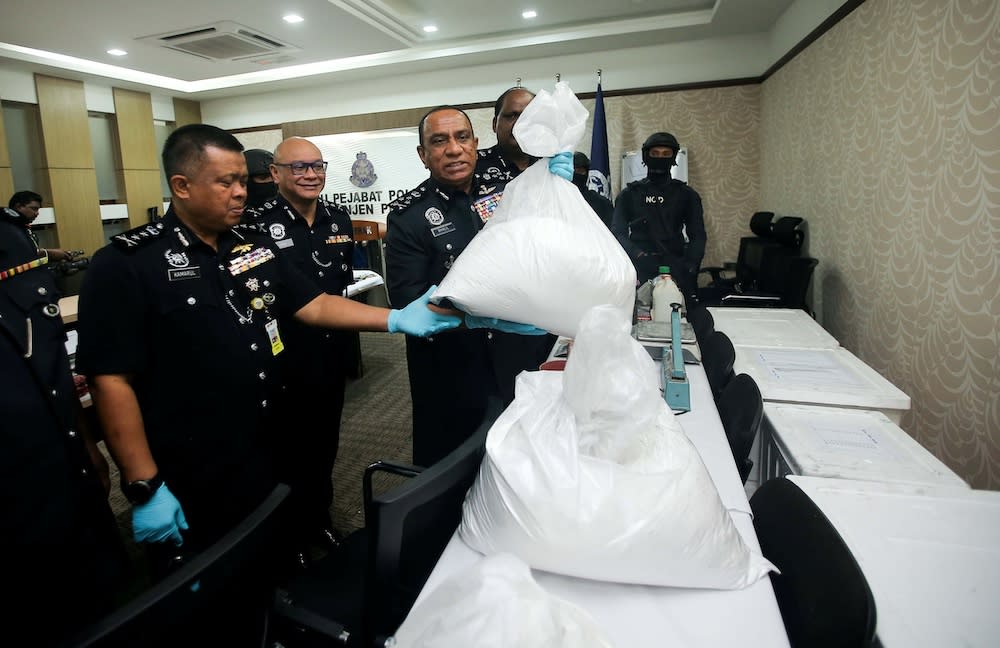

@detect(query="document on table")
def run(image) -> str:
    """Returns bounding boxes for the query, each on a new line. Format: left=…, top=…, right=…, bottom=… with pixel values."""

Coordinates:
left=754, top=349, right=864, bottom=387
left=807, top=420, right=904, bottom=462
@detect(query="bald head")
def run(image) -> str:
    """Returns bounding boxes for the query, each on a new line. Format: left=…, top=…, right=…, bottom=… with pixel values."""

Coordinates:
left=272, top=137, right=327, bottom=205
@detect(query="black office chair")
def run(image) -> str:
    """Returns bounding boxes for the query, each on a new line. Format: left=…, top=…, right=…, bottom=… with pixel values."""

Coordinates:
left=269, top=400, right=503, bottom=647
left=701, top=330, right=736, bottom=400
left=722, top=255, right=819, bottom=313
left=716, top=373, right=763, bottom=483
left=698, top=211, right=775, bottom=300
left=685, top=304, right=715, bottom=344
left=66, top=483, right=292, bottom=648
left=750, top=478, right=877, bottom=648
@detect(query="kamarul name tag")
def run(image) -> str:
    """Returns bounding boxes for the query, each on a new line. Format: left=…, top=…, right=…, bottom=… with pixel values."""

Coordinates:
left=168, top=267, right=201, bottom=281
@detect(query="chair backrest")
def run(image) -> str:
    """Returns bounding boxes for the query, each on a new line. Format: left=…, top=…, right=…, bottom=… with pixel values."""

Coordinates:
left=68, top=483, right=291, bottom=647
left=363, top=399, right=503, bottom=645
left=758, top=255, right=819, bottom=311
left=352, top=220, right=386, bottom=241
left=686, top=304, right=715, bottom=343
left=733, top=212, right=779, bottom=289
left=750, top=478, right=877, bottom=648
left=716, top=373, right=763, bottom=483
left=701, top=330, right=735, bottom=400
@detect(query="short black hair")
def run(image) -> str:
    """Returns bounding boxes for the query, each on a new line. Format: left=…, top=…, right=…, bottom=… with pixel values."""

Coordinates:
left=162, top=124, right=243, bottom=180
left=417, top=106, right=473, bottom=147
left=9, top=190, right=42, bottom=209
left=493, top=86, right=535, bottom=118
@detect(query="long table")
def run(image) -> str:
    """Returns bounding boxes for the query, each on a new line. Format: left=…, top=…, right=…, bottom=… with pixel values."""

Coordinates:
left=412, top=360, right=788, bottom=646
left=789, top=476, right=1000, bottom=647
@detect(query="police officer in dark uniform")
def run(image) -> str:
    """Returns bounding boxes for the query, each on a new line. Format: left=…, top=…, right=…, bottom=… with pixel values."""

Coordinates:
left=386, top=106, right=552, bottom=468
left=1, top=206, right=129, bottom=644
left=244, top=148, right=277, bottom=210
left=243, top=136, right=355, bottom=561
left=612, top=132, right=706, bottom=299
left=76, top=125, right=460, bottom=585
left=475, top=87, right=538, bottom=183
left=572, top=152, right=614, bottom=228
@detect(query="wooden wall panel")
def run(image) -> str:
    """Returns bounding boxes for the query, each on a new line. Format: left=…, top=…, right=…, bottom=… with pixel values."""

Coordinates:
left=0, top=106, right=12, bottom=200
left=34, top=75, right=103, bottom=254
left=0, top=106, right=10, bottom=168
left=113, top=88, right=159, bottom=170
left=35, top=75, right=94, bottom=169
left=0, top=169, right=13, bottom=203
left=47, top=168, right=104, bottom=254
left=172, top=98, right=202, bottom=127
left=283, top=107, right=430, bottom=138
left=121, top=169, right=165, bottom=228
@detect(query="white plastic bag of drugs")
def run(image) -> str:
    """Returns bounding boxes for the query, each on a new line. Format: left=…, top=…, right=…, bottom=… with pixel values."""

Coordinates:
left=459, top=305, right=776, bottom=589
left=433, top=82, right=635, bottom=338
left=390, top=553, right=614, bottom=648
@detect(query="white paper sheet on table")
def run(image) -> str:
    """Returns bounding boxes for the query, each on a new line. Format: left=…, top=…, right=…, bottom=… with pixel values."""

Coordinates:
left=755, top=349, right=864, bottom=387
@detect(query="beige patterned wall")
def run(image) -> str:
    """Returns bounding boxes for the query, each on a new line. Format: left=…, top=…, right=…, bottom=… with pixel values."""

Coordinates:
left=471, top=85, right=762, bottom=269
left=760, top=0, right=999, bottom=488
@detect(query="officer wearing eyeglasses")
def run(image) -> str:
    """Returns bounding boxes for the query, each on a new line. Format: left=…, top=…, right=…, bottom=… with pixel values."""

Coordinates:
left=242, top=137, right=355, bottom=566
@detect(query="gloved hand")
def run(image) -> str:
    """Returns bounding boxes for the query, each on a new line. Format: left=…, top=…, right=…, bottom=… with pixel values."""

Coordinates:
left=548, top=152, right=574, bottom=181
left=465, top=315, right=549, bottom=335
left=388, top=285, right=463, bottom=336
left=132, top=483, right=189, bottom=545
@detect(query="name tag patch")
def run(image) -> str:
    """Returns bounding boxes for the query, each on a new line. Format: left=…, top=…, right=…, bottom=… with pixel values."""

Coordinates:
left=167, top=266, right=201, bottom=282
left=431, top=222, right=456, bottom=237
left=275, top=239, right=295, bottom=249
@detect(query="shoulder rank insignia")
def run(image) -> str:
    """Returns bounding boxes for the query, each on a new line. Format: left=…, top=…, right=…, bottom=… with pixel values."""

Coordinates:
left=111, top=222, right=166, bottom=252
left=386, top=183, right=429, bottom=214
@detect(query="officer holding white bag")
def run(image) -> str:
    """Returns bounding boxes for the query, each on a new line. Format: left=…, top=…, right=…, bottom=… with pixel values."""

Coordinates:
left=385, top=106, right=571, bottom=466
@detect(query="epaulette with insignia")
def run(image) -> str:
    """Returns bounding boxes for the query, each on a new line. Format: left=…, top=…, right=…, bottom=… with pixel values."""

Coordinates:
left=386, top=182, right=429, bottom=214
left=233, top=221, right=268, bottom=235
left=111, top=222, right=166, bottom=252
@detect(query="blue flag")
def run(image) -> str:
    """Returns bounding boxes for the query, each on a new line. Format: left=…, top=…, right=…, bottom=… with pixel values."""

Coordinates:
left=588, top=82, right=611, bottom=199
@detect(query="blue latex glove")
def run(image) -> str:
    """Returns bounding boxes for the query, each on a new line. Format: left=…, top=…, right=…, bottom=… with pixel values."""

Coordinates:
left=388, top=285, right=463, bottom=336
left=548, top=152, right=574, bottom=182
left=465, top=315, right=549, bottom=336
left=132, top=483, right=189, bottom=545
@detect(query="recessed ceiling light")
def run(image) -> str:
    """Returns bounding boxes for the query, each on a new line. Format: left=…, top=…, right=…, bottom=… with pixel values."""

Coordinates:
left=107, top=49, right=127, bottom=56
left=522, top=10, right=537, bottom=19
left=283, top=14, right=304, bottom=24
left=423, top=25, right=438, bottom=33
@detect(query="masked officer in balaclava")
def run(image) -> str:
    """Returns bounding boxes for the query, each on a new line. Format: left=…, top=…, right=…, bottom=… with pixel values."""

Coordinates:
left=244, top=148, right=278, bottom=210
left=611, top=132, right=705, bottom=300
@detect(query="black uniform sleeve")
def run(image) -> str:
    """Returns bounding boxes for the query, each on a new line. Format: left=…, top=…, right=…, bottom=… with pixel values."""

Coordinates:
left=75, top=247, right=148, bottom=377
left=611, top=187, right=642, bottom=260
left=384, top=211, right=430, bottom=309
left=683, top=189, right=707, bottom=270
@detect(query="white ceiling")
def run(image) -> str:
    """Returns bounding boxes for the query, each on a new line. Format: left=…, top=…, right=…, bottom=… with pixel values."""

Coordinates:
left=0, top=0, right=802, bottom=100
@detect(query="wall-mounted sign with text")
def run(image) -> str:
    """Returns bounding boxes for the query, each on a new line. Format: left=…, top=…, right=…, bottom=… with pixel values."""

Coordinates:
left=307, top=128, right=428, bottom=224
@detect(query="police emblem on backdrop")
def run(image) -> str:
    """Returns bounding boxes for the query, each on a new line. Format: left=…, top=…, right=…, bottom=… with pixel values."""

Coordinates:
left=424, top=207, right=445, bottom=226
left=350, top=152, right=377, bottom=188
left=269, top=223, right=286, bottom=240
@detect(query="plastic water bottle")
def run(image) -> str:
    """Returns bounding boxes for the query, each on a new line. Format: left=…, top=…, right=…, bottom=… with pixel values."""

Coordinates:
left=652, top=265, right=684, bottom=321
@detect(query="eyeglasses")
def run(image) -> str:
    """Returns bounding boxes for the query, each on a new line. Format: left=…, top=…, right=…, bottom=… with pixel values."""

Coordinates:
left=273, top=161, right=328, bottom=175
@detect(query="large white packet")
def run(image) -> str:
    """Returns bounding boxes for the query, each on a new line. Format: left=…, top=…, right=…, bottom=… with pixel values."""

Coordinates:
left=433, top=83, right=635, bottom=338
left=459, top=305, right=776, bottom=589
left=391, top=553, right=614, bottom=648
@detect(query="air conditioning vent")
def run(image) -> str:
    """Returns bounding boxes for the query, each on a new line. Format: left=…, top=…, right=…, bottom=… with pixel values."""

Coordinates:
left=138, top=21, right=300, bottom=62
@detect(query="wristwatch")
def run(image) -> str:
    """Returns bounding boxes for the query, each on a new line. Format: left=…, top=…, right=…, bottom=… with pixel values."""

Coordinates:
left=122, top=473, right=164, bottom=505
